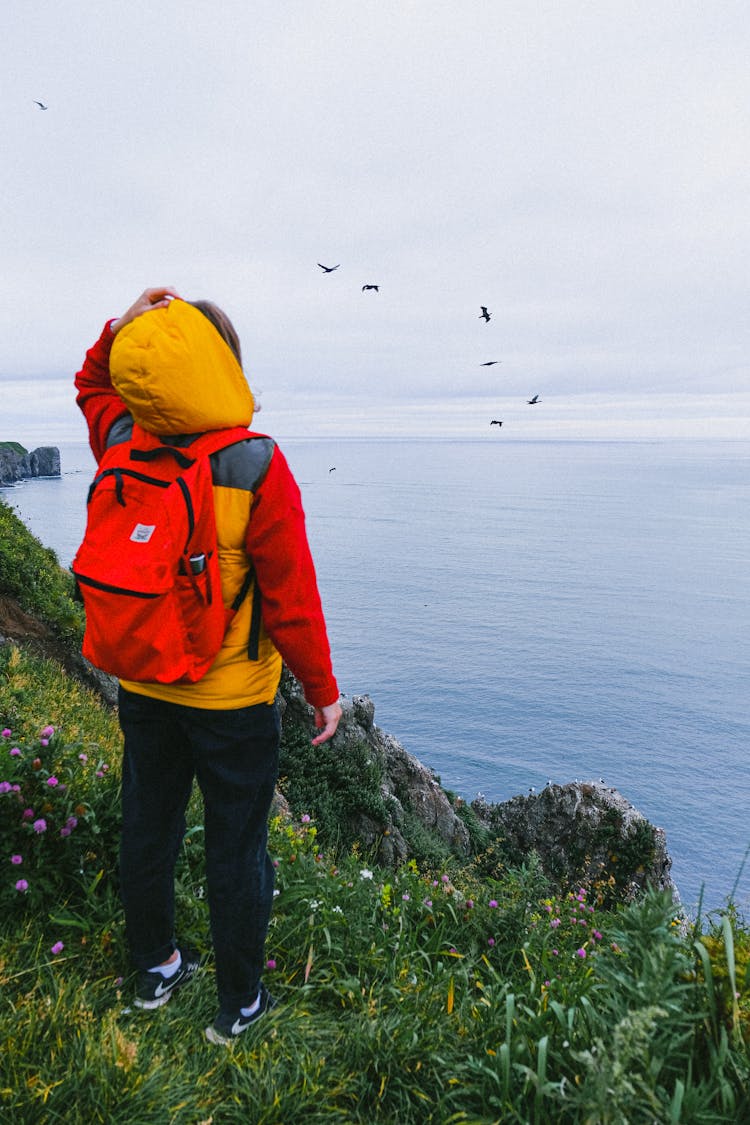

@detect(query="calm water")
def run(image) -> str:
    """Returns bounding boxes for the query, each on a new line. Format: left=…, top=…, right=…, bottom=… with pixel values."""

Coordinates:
left=3, top=437, right=748, bottom=912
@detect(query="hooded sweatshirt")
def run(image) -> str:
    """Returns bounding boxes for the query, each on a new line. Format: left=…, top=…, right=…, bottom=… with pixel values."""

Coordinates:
left=75, top=299, right=338, bottom=711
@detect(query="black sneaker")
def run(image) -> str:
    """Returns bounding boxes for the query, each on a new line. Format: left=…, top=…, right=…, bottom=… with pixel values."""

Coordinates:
left=133, top=947, right=201, bottom=1010
left=205, top=983, right=276, bottom=1044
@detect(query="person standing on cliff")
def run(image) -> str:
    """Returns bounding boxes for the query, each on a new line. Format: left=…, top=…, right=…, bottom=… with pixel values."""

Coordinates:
left=75, top=286, right=342, bottom=1044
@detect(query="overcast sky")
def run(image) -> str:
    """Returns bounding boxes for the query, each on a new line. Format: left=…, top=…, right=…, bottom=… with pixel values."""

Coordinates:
left=2, top=1, right=749, bottom=442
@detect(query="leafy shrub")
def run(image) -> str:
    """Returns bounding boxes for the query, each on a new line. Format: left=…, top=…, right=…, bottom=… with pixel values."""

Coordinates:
left=0, top=496, right=84, bottom=643
left=279, top=719, right=393, bottom=852
left=0, top=722, right=119, bottom=911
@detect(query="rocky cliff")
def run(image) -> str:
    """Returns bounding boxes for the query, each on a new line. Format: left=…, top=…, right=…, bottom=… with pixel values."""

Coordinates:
left=280, top=668, right=677, bottom=902
left=0, top=444, right=61, bottom=486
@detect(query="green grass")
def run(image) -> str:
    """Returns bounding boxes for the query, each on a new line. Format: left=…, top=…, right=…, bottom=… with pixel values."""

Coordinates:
left=1, top=496, right=750, bottom=1121
left=1, top=648, right=750, bottom=1122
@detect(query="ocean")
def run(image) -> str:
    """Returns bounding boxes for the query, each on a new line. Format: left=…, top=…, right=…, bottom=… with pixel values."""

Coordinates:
left=2, top=436, right=748, bottom=913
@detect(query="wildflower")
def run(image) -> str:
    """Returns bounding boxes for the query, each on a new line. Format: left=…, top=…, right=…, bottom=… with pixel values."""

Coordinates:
left=32, top=759, right=42, bottom=770
left=1, top=729, right=10, bottom=738
left=488, top=937, right=495, bottom=947
left=402, top=893, right=410, bottom=902
left=60, top=826, right=71, bottom=837
left=441, top=874, right=449, bottom=883
left=0, top=782, right=11, bottom=794
left=266, top=959, right=277, bottom=970
left=592, top=930, right=602, bottom=941
left=46, top=777, right=59, bottom=788
left=9, top=747, right=21, bottom=758
left=424, top=899, right=433, bottom=908
left=22, top=808, right=34, bottom=821
left=466, top=899, right=474, bottom=909
left=40, top=739, right=49, bottom=748
left=359, top=868, right=374, bottom=880
left=575, top=948, right=587, bottom=959
left=551, top=948, right=559, bottom=956
left=332, top=905, right=343, bottom=914
left=66, top=816, right=78, bottom=829
left=15, top=879, right=29, bottom=892
left=301, top=814, right=311, bottom=823
left=550, top=918, right=561, bottom=928
left=32, top=818, right=47, bottom=834
left=488, top=899, right=498, bottom=908
left=11, top=855, right=22, bottom=865
left=78, top=753, right=88, bottom=763
left=51, top=941, right=64, bottom=955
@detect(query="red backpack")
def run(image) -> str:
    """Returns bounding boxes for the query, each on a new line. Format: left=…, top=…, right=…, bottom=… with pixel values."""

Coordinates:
left=72, top=424, right=256, bottom=684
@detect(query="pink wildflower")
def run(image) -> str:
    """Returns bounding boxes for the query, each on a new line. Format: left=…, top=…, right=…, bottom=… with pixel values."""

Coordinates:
left=15, top=879, right=28, bottom=892
left=41, top=726, right=55, bottom=739
left=1, top=729, right=10, bottom=738
left=46, top=777, right=59, bottom=788
left=32, top=818, right=47, bottom=834
left=488, top=899, right=498, bottom=908
left=9, top=748, right=21, bottom=758
left=266, top=959, right=277, bottom=970
left=11, top=855, right=22, bottom=865
left=51, top=941, right=64, bottom=955
left=576, top=947, right=587, bottom=959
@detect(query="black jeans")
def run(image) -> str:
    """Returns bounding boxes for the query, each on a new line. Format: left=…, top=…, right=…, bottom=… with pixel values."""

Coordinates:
left=118, top=686, right=280, bottom=1014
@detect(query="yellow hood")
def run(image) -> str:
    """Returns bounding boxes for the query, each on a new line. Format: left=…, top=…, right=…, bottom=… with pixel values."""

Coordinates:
left=109, top=299, right=254, bottom=435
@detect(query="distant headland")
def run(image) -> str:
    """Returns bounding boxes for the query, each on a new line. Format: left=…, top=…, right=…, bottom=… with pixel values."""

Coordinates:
left=0, top=442, right=60, bottom=486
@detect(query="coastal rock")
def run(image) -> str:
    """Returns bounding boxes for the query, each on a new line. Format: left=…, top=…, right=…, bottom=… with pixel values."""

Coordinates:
left=471, top=782, right=675, bottom=902
left=0, top=444, right=61, bottom=486
left=278, top=670, right=674, bottom=898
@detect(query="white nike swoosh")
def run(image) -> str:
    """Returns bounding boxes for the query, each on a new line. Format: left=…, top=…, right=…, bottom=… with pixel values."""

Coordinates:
left=153, top=978, right=174, bottom=998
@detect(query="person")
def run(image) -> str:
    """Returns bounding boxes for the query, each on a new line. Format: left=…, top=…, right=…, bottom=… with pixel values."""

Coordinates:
left=75, top=286, right=342, bottom=1044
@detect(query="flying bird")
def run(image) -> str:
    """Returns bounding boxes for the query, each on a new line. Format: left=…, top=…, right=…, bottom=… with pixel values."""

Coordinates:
left=480, top=361, right=500, bottom=366
left=317, top=262, right=340, bottom=273
left=527, top=395, right=541, bottom=404
left=362, top=284, right=379, bottom=292
left=34, top=100, right=48, bottom=110
left=479, top=306, right=491, bottom=322
left=329, top=467, right=336, bottom=473
left=490, top=420, right=503, bottom=427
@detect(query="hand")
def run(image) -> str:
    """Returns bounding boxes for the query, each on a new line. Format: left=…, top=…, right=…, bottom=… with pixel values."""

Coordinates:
left=311, top=700, right=342, bottom=746
left=110, top=286, right=181, bottom=335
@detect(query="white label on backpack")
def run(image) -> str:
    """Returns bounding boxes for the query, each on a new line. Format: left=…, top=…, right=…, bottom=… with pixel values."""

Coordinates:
left=130, top=523, right=156, bottom=543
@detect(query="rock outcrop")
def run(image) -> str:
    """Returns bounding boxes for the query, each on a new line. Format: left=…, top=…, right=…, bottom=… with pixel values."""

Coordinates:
left=471, top=782, right=675, bottom=902
left=0, top=444, right=61, bottom=486
left=279, top=669, right=676, bottom=899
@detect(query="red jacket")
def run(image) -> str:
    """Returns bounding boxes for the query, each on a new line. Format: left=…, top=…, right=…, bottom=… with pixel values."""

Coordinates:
left=75, top=310, right=338, bottom=710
